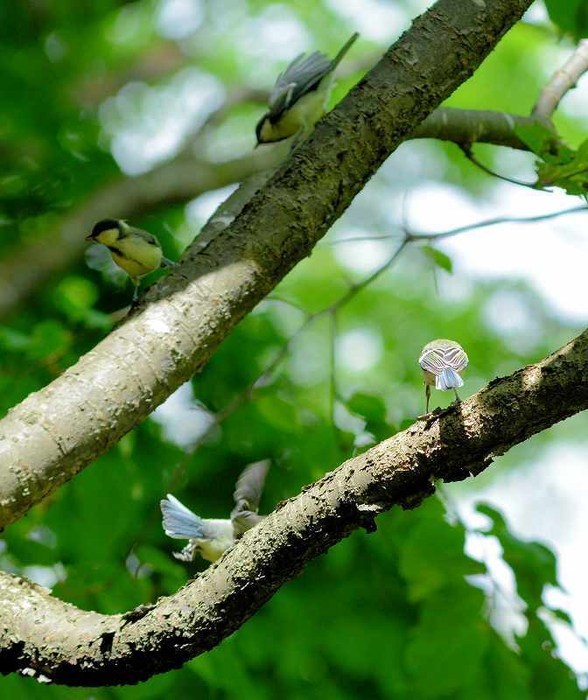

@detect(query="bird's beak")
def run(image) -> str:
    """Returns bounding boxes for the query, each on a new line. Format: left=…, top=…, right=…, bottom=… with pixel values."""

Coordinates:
left=85, top=234, right=94, bottom=241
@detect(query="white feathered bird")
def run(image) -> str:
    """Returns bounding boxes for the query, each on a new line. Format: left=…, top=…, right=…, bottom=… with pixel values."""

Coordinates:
left=419, top=339, right=469, bottom=413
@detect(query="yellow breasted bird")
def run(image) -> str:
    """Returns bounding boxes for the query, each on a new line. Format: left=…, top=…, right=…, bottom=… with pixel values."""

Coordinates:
left=419, top=339, right=469, bottom=413
left=160, top=460, right=271, bottom=564
left=255, top=32, right=359, bottom=146
left=86, top=219, right=177, bottom=301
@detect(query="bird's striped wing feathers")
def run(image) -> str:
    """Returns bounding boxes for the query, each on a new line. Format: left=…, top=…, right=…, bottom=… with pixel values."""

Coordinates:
left=419, top=346, right=468, bottom=375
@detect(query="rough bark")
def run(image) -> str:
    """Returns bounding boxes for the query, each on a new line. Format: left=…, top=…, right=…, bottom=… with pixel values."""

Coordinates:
left=1, top=329, right=586, bottom=685
left=0, top=0, right=534, bottom=527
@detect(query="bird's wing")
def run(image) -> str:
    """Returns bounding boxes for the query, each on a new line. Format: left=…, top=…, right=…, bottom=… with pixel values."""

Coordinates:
left=232, top=460, right=270, bottom=513
left=419, top=347, right=447, bottom=376
left=267, top=51, right=331, bottom=119
left=126, top=226, right=161, bottom=248
left=419, top=346, right=468, bottom=375
left=443, top=345, right=469, bottom=372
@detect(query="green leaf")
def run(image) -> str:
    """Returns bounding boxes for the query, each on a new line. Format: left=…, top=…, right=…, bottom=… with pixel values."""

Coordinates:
left=406, top=586, right=488, bottom=697
left=346, top=391, right=391, bottom=442
left=514, top=122, right=561, bottom=160
left=476, top=502, right=559, bottom=611
left=0, top=327, right=29, bottom=352
left=27, top=320, right=72, bottom=361
left=347, top=392, right=386, bottom=423
left=537, top=154, right=588, bottom=196
left=548, top=607, right=574, bottom=627
left=421, top=245, right=453, bottom=273
left=545, top=0, right=588, bottom=39
left=519, top=616, right=583, bottom=698
left=400, top=499, right=485, bottom=601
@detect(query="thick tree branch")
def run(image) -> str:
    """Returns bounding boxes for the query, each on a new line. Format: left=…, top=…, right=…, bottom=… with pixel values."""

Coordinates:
left=410, top=107, right=533, bottom=149
left=0, top=0, right=533, bottom=526
left=1, top=329, right=586, bottom=685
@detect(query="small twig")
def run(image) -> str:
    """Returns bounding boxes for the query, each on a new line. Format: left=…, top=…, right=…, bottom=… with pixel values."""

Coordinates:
left=460, top=145, right=537, bottom=189
left=332, top=205, right=587, bottom=246
left=331, top=240, right=408, bottom=312
left=533, top=39, right=588, bottom=120
left=408, top=205, right=588, bottom=241
left=329, top=311, right=338, bottom=430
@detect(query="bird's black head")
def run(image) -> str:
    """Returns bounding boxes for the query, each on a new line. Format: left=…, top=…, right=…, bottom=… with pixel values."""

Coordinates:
left=87, top=218, right=122, bottom=241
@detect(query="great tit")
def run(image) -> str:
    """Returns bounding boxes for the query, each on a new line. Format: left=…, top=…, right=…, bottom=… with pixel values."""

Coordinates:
left=255, top=32, right=359, bottom=146
left=419, top=339, right=469, bottom=413
left=86, top=219, right=177, bottom=301
left=160, top=460, right=270, bottom=564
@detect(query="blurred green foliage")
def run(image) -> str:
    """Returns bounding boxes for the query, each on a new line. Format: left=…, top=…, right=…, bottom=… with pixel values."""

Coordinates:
left=0, top=0, right=586, bottom=696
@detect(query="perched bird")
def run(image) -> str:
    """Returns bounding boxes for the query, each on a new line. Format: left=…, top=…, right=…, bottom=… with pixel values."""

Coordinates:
left=160, top=460, right=270, bottom=563
left=419, top=339, right=469, bottom=413
left=86, top=219, right=176, bottom=301
left=255, top=32, right=359, bottom=146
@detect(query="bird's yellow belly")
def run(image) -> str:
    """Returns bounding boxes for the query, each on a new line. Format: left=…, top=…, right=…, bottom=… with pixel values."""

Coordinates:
left=110, top=243, right=162, bottom=280
left=196, top=536, right=233, bottom=563
left=276, top=89, right=328, bottom=138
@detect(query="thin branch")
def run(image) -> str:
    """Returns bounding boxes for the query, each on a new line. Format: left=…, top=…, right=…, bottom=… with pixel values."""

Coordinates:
left=329, top=311, right=338, bottom=429
left=1, top=328, right=586, bottom=685
left=459, top=144, right=537, bottom=188
left=410, top=108, right=538, bottom=149
left=533, top=39, right=588, bottom=120
left=407, top=205, right=588, bottom=241
left=331, top=205, right=588, bottom=245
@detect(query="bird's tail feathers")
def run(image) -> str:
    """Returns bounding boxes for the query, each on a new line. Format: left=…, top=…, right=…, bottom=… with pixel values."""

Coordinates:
left=160, top=494, right=206, bottom=540
left=436, top=368, right=464, bottom=391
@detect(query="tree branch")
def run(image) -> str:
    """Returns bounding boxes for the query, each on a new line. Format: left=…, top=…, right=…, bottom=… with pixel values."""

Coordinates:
left=410, top=107, right=534, bottom=149
left=1, top=328, right=586, bottom=685
left=0, top=0, right=534, bottom=526
left=532, top=39, right=588, bottom=120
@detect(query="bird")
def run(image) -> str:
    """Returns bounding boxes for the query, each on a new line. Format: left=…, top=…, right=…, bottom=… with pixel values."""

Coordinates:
left=86, top=219, right=177, bottom=301
left=419, top=339, right=469, bottom=413
left=255, top=32, right=359, bottom=146
left=160, top=460, right=271, bottom=563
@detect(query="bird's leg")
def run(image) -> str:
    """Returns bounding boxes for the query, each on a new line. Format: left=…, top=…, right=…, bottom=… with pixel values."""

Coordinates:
left=131, top=280, right=140, bottom=304
left=173, top=541, right=197, bottom=562
left=425, top=384, right=431, bottom=413
left=453, top=388, right=461, bottom=403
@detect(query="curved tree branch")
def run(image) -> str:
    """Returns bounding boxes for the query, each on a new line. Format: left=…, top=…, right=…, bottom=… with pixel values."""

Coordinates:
left=0, top=329, right=586, bottom=685
left=532, top=39, right=588, bottom=120
left=0, top=0, right=533, bottom=525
